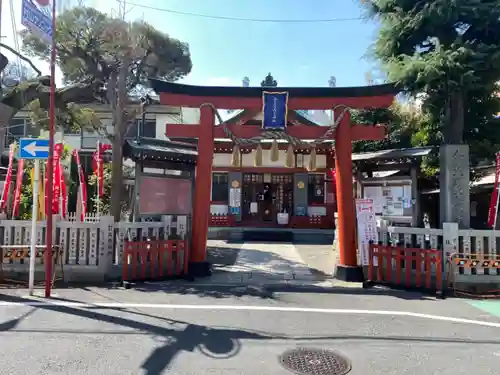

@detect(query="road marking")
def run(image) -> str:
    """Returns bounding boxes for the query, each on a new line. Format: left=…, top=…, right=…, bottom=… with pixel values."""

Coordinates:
left=1, top=300, right=500, bottom=328
left=468, top=301, right=500, bottom=318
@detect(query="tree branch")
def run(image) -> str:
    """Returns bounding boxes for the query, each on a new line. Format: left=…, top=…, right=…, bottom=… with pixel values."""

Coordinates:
left=0, top=44, right=42, bottom=76
left=1, top=75, right=103, bottom=113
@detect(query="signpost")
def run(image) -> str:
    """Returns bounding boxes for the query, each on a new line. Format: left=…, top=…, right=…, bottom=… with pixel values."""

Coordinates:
left=19, top=138, right=49, bottom=295
left=21, top=0, right=57, bottom=298
left=355, top=198, right=378, bottom=266
left=21, top=0, right=53, bottom=42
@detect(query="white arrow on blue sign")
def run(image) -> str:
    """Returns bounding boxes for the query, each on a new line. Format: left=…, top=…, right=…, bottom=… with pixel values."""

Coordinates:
left=21, top=0, right=52, bottom=43
left=19, top=138, right=50, bottom=159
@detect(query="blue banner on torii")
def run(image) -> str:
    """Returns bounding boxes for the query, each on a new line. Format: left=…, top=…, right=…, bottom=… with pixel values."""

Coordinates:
left=262, top=91, right=289, bottom=130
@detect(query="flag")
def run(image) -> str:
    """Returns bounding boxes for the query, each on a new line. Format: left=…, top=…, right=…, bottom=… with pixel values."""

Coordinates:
left=0, top=144, right=16, bottom=211
left=30, top=165, right=45, bottom=220
left=92, top=141, right=112, bottom=198
left=72, top=150, right=87, bottom=221
left=12, top=159, right=24, bottom=218
left=488, top=152, right=500, bottom=227
left=45, top=142, right=64, bottom=215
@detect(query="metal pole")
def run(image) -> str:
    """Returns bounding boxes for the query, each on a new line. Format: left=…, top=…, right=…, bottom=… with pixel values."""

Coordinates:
left=28, top=159, right=39, bottom=295
left=96, top=141, right=100, bottom=218
left=44, top=0, right=57, bottom=298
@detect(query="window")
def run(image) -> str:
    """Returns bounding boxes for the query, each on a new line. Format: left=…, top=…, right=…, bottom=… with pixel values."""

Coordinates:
left=125, top=120, right=156, bottom=139
left=6, top=118, right=26, bottom=146
left=211, top=173, right=229, bottom=202
left=308, top=174, right=325, bottom=204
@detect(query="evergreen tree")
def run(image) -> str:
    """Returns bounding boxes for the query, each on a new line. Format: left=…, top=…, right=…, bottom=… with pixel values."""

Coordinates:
left=364, top=0, right=500, bottom=151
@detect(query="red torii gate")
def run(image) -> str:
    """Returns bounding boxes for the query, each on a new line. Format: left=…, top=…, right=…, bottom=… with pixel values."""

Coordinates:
left=150, top=79, right=399, bottom=281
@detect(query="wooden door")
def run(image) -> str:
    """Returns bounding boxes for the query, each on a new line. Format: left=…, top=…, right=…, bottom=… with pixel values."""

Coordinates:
left=271, top=174, right=293, bottom=215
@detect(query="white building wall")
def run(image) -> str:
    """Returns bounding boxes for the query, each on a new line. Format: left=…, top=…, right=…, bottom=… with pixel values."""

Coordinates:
left=213, top=151, right=327, bottom=169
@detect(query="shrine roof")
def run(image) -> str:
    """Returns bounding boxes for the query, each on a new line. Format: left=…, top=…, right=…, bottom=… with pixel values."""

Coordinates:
left=123, top=137, right=197, bottom=164
left=150, top=79, right=400, bottom=99
left=352, top=147, right=433, bottom=162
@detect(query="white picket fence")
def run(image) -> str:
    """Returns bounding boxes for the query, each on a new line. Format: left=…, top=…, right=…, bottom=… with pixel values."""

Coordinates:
left=66, top=212, right=101, bottom=223
left=377, top=223, right=500, bottom=279
left=0, top=215, right=190, bottom=268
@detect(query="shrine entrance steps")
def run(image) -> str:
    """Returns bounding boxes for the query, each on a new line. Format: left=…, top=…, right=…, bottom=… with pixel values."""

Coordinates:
left=208, top=227, right=335, bottom=245
left=242, top=230, right=293, bottom=243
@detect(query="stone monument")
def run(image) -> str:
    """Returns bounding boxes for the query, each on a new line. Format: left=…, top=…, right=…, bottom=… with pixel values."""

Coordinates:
left=439, top=144, right=470, bottom=229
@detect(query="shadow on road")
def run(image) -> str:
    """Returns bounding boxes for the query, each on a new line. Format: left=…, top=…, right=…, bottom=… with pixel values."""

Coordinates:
left=118, top=282, right=436, bottom=301
left=1, top=293, right=500, bottom=373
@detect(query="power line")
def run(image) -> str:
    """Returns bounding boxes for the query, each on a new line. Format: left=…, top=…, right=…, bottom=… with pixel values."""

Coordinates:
left=120, top=1, right=363, bottom=23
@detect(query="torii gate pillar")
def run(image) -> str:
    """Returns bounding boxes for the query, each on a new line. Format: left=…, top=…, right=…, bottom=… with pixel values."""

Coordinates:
left=189, top=105, right=215, bottom=277
left=333, top=109, right=362, bottom=281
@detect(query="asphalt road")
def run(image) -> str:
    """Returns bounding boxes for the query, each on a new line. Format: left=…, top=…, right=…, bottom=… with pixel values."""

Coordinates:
left=1, top=286, right=500, bottom=375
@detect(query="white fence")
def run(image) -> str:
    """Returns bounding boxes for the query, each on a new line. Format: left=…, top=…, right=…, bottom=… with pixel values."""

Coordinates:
left=66, top=212, right=101, bottom=223
left=0, top=215, right=190, bottom=268
left=377, top=222, right=500, bottom=279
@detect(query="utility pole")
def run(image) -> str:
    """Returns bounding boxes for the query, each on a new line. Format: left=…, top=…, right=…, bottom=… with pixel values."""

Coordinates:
left=0, top=0, right=5, bottom=168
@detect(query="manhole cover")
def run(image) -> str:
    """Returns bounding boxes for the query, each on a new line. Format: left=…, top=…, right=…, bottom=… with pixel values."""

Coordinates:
left=280, top=348, right=351, bottom=375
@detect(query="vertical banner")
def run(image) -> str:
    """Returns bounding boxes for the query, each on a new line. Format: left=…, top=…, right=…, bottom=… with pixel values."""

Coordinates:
left=355, top=198, right=378, bottom=266
left=0, top=144, right=16, bottom=210
left=73, top=150, right=87, bottom=221
left=30, top=165, right=45, bottom=220
left=45, top=143, right=63, bottom=215
left=92, top=142, right=112, bottom=198
left=488, top=152, right=500, bottom=228
left=262, top=91, right=288, bottom=130
left=12, top=159, right=25, bottom=218
left=59, top=164, right=67, bottom=219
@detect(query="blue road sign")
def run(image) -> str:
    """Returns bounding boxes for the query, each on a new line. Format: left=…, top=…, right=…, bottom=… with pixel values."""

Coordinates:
left=19, top=138, right=50, bottom=159
left=21, top=0, right=53, bottom=43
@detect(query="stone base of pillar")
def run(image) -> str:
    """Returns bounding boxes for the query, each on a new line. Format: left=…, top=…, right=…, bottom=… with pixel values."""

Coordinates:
left=334, top=264, right=364, bottom=282
left=188, top=261, right=212, bottom=279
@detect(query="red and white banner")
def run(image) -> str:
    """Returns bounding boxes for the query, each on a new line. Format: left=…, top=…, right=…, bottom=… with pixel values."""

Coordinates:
left=488, top=152, right=500, bottom=228
left=92, top=141, right=112, bottom=198
left=59, top=161, right=67, bottom=219
left=72, top=150, right=87, bottom=221
left=45, top=142, right=64, bottom=216
left=12, top=159, right=24, bottom=218
left=0, top=144, right=16, bottom=211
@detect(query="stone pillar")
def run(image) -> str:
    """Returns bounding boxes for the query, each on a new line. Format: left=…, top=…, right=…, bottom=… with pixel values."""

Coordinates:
left=98, top=215, right=115, bottom=278
left=189, top=105, right=215, bottom=277
left=439, top=145, right=470, bottom=229
left=293, top=172, right=308, bottom=216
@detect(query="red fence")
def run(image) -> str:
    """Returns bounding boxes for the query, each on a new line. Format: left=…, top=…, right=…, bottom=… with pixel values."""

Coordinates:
left=122, top=240, right=189, bottom=283
left=367, top=244, right=443, bottom=294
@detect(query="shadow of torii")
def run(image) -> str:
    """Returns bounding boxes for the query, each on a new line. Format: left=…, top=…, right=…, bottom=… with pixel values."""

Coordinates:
left=2, top=294, right=499, bottom=374
left=0, top=294, right=276, bottom=375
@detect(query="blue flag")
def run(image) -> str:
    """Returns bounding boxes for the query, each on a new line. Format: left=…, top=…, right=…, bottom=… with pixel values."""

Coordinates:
left=262, top=92, right=288, bottom=130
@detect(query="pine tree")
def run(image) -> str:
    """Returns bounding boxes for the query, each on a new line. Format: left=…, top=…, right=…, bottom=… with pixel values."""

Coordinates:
left=364, top=0, right=500, bottom=147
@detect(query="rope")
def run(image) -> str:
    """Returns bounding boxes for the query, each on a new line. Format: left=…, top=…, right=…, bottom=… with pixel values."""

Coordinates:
left=199, top=102, right=353, bottom=147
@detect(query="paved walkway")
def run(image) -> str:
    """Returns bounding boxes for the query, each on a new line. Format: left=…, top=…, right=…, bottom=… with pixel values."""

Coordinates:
left=206, top=241, right=333, bottom=284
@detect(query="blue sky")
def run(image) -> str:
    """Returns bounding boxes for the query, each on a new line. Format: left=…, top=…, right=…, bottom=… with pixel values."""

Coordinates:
left=2, top=0, right=383, bottom=87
